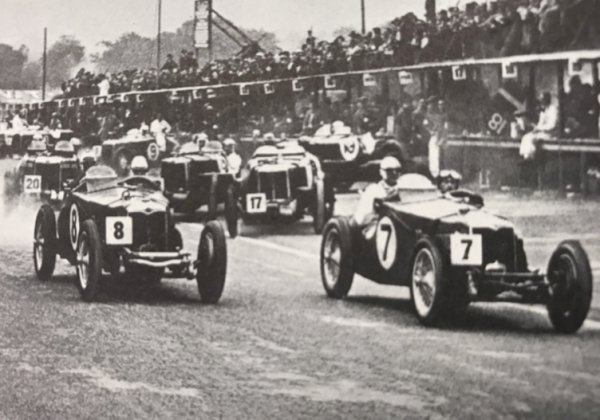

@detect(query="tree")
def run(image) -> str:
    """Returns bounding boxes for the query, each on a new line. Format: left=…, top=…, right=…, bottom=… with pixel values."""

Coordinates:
left=0, top=44, right=29, bottom=89
left=46, top=36, right=85, bottom=87
left=92, top=19, right=278, bottom=71
left=332, top=26, right=360, bottom=39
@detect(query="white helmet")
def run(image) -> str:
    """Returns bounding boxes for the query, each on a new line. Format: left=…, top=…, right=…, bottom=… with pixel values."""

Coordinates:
left=223, top=138, right=236, bottom=146
left=131, top=156, right=149, bottom=175
left=380, top=156, right=401, bottom=170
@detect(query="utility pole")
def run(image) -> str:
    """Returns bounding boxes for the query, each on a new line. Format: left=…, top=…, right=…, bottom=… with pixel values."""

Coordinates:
left=42, top=28, right=47, bottom=100
left=361, top=0, right=366, bottom=35
left=208, top=0, right=213, bottom=62
left=157, top=0, right=162, bottom=89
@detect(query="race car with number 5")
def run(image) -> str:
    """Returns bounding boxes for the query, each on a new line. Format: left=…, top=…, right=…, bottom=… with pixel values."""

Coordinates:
left=320, top=174, right=593, bottom=334
left=32, top=165, right=228, bottom=303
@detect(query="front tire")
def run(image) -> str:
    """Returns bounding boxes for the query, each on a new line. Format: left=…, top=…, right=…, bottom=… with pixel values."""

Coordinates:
left=410, top=237, right=449, bottom=327
left=225, top=186, right=239, bottom=239
left=33, top=205, right=57, bottom=281
left=168, top=227, right=184, bottom=278
left=196, top=221, right=227, bottom=304
left=313, top=179, right=326, bottom=234
left=320, top=218, right=354, bottom=299
left=546, top=240, right=593, bottom=334
left=75, top=219, right=103, bottom=302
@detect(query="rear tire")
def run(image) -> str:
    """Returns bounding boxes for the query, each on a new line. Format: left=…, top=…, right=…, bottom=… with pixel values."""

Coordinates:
left=320, top=218, right=354, bottom=299
left=196, top=221, right=227, bottom=304
left=75, top=219, right=103, bottom=302
left=410, top=237, right=449, bottom=327
left=546, top=240, right=593, bottom=334
left=33, top=205, right=57, bottom=281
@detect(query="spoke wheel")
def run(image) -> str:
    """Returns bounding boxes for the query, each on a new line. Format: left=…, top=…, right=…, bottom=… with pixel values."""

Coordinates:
left=410, top=237, right=448, bottom=327
left=547, top=240, right=592, bottom=334
left=75, top=219, right=103, bottom=302
left=320, top=218, right=354, bottom=299
left=33, top=205, right=57, bottom=281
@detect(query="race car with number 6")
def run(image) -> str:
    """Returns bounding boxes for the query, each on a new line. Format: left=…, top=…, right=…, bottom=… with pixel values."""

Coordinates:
left=320, top=174, right=593, bottom=334
left=32, top=165, right=228, bottom=303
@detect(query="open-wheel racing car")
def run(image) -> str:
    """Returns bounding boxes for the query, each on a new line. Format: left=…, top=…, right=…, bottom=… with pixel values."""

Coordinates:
left=32, top=165, right=228, bottom=303
left=298, top=122, right=429, bottom=187
left=161, top=141, right=239, bottom=238
left=238, top=141, right=335, bottom=234
left=320, top=174, right=593, bottom=333
left=4, top=140, right=89, bottom=213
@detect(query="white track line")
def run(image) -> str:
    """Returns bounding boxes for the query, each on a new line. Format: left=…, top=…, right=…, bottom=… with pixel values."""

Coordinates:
left=237, top=237, right=319, bottom=261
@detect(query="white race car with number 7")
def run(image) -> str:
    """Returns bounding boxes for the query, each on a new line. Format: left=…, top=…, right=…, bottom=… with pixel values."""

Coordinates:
left=32, top=165, right=228, bottom=303
left=320, top=174, right=593, bottom=333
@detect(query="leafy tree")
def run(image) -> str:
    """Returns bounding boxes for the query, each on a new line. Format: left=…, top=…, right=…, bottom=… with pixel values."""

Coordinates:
left=92, top=19, right=278, bottom=72
left=332, top=26, right=360, bottom=39
left=46, top=35, right=85, bottom=87
left=0, top=44, right=29, bottom=89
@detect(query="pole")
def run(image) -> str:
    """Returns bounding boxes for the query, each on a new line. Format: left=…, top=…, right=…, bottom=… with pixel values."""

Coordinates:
left=157, top=0, right=162, bottom=89
left=42, top=28, right=47, bottom=100
left=361, top=0, right=366, bottom=35
left=208, top=0, right=213, bottom=62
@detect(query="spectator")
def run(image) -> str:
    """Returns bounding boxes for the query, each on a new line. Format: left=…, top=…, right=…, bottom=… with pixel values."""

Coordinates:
left=49, top=112, right=63, bottom=130
left=162, top=54, right=178, bottom=72
left=519, top=92, right=559, bottom=160
left=98, top=75, right=111, bottom=96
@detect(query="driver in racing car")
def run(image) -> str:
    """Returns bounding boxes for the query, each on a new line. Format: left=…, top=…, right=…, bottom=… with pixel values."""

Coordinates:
left=353, top=156, right=402, bottom=228
left=437, top=169, right=462, bottom=194
left=223, top=138, right=242, bottom=177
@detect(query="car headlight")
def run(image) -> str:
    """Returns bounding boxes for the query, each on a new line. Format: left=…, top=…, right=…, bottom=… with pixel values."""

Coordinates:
left=50, top=190, right=57, bottom=200
left=58, top=190, right=64, bottom=201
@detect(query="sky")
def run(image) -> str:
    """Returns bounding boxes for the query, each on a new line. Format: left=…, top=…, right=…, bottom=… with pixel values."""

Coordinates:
left=0, top=0, right=426, bottom=60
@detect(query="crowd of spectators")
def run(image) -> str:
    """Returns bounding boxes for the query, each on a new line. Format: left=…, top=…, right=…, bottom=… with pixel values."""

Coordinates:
left=58, top=0, right=600, bottom=99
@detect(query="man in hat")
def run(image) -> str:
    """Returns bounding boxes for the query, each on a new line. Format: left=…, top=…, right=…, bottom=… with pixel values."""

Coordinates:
left=162, top=54, right=178, bottom=72
left=519, top=92, right=559, bottom=160
left=150, top=112, right=175, bottom=152
left=49, top=112, right=63, bottom=130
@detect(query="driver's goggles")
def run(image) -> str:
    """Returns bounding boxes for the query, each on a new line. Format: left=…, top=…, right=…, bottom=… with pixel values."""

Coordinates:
left=382, top=168, right=401, bottom=174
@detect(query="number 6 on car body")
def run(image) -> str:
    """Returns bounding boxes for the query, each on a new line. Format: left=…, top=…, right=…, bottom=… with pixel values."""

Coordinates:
left=376, top=216, right=397, bottom=270
left=450, top=234, right=483, bottom=266
left=106, top=217, right=133, bottom=245
left=246, top=193, right=267, bottom=214
left=24, top=175, right=42, bottom=193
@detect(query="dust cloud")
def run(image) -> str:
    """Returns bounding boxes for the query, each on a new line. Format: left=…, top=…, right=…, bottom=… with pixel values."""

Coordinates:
left=0, top=159, right=37, bottom=248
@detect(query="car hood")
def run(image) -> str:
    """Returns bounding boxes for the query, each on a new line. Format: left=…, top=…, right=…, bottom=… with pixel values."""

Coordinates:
left=76, top=187, right=169, bottom=214
left=386, top=198, right=514, bottom=231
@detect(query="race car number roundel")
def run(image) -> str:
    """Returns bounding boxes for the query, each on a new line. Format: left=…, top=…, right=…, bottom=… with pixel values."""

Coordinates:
left=69, top=203, right=80, bottom=250
left=147, top=142, right=160, bottom=162
left=376, top=216, right=397, bottom=270
left=340, top=137, right=360, bottom=161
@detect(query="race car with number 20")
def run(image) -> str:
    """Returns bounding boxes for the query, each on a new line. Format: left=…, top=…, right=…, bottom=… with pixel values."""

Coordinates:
left=320, top=174, right=593, bottom=334
left=32, top=165, right=228, bottom=303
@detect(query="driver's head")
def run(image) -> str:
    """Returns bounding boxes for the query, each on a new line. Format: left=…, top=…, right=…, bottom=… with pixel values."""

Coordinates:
left=80, top=151, right=96, bottom=172
left=380, top=156, right=402, bottom=186
left=223, top=138, right=236, bottom=154
left=437, top=169, right=462, bottom=193
left=131, top=156, right=149, bottom=176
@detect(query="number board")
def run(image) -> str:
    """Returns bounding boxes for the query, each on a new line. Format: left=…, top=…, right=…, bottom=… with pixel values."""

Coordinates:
left=106, top=217, right=133, bottom=245
left=69, top=204, right=80, bottom=250
left=450, top=234, right=483, bottom=266
left=339, top=137, right=359, bottom=161
left=24, top=175, right=42, bottom=193
left=246, top=193, right=267, bottom=214
left=376, top=217, right=397, bottom=270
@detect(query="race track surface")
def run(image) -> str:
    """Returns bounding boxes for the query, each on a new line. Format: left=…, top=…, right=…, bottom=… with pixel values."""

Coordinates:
left=1, top=159, right=600, bottom=420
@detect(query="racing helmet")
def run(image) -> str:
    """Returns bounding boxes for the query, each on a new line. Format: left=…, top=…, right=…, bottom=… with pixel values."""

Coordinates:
left=263, top=132, right=278, bottom=146
left=437, top=169, right=462, bottom=193
left=70, top=137, right=82, bottom=148
left=27, top=139, right=47, bottom=155
left=223, top=138, right=236, bottom=153
left=194, top=132, right=209, bottom=149
left=380, top=156, right=402, bottom=183
left=131, top=156, right=149, bottom=175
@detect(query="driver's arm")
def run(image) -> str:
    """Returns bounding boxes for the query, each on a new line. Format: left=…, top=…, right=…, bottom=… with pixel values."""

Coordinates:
left=353, top=184, right=381, bottom=226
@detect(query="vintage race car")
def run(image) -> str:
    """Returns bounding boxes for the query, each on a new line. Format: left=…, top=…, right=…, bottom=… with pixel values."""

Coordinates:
left=100, top=130, right=178, bottom=176
left=32, top=165, right=228, bottom=303
left=0, top=128, right=74, bottom=157
left=238, top=142, right=335, bottom=234
left=298, top=123, right=427, bottom=185
left=3, top=140, right=84, bottom=213
left=161, top=141, right=238, bottom=238
left=320, top=174, right=593, bottom=333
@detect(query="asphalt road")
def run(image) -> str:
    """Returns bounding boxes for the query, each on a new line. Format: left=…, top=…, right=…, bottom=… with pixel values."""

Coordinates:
left=1, top=158, right=600, bottom=420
